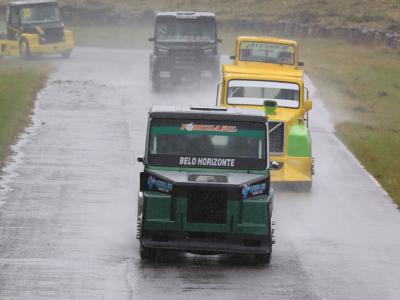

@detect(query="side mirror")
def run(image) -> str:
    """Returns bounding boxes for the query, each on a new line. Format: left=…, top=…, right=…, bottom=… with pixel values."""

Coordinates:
left=148, top=37, right=155, bottom=42
left=137, top=156, right=144, bottom=163
left=270, top=161, right=280, bottom=170
left=217, top=38, right=223, bottom=43
left=229, top=55, right=236, bottom=60
left=298, top=61, right=304, bottom=66
left=305, top=100, right=313, bottom=111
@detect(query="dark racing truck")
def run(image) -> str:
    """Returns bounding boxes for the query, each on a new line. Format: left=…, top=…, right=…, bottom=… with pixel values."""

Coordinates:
left=0, top=0, right=74, bottom=59
left=137, top=106, right=275, bottom=264
left=148, top=12, right=221, bottom=91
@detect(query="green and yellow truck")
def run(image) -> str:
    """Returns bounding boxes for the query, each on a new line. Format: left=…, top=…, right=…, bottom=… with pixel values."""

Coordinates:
left=0, top=0, right=74, bottom=59
left=219, top=36, right=313, bottom=190
left=137, top=106, right=275, bottom=264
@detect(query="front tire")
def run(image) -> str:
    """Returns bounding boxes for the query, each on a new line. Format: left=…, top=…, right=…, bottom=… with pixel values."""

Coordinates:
left=61, top=50, right=72, bottom=59
left=152, top=76, right=161, bottom=92
left=19, top=39, right=32, bottom=60
left=140, top=244, right=156, bottom=261
left=254, top=252, right=271, bottom=265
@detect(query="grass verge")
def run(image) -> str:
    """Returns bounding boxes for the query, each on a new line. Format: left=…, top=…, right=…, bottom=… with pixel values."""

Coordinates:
left=0, top=60, right=51, bottom=170
left=299, top=39, right=400, bottom=207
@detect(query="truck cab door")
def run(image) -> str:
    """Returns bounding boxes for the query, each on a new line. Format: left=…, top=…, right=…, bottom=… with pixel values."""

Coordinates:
left=7, top=6, right=20, bottom=40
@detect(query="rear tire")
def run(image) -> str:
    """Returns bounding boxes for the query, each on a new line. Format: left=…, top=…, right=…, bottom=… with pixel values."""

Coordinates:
left=61, top=50, right=72, bottom=59
left=19, top=39, right=32, bottom=60
left=293, top=181, right=312, bottom=192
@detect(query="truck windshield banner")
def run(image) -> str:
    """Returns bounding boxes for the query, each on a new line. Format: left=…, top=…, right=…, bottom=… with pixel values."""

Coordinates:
left=240, top=41, right=295, bottom=64
left=148, top=118, right=267, bottom=170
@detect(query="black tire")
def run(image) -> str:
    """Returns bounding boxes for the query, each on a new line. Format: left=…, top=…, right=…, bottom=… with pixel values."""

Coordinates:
left=255, top=210, right=273, bottom=265
left=152, top=77, right=161, bottom=92
left=293, top=181, right=312, bottom=192
left=19, top=39, right=32, bottom=60
left=254, top=252, right=271, bottom=265
left=140, top=244, right=156, bottom=261
left=149, top=55, right=154, bottom=79
left=61, top=50, right=72, bottom=59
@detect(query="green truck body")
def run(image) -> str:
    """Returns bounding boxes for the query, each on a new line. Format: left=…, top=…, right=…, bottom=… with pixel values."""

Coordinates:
left=137, top=106, right=275, bottom=264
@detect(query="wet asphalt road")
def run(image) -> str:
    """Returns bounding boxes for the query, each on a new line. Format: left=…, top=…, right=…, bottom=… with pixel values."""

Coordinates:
left=0, top=48, right=400, bottom=300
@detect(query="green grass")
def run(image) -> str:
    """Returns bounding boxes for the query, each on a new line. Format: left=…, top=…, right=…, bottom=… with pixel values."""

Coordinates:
left=336, top=123, right=400, bottom=205
left=298, top=39, right=400, bottom=206
left=0, top=60, right=50, bottom=170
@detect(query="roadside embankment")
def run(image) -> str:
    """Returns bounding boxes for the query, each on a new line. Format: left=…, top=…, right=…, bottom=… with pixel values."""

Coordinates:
left=299, top=38, right=400, bottom=206
left=0, top=61, right=50, bottom=170
left=0, top=0, right=398, bottom=49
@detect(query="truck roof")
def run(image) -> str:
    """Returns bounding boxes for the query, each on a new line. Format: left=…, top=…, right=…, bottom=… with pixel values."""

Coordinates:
left=9, top=0, right=57, bottom=6
left=223, top=64, right=304, bottom=80
left=156, top=11, right=216, bottom=19
left=149, top=106, right=267, bottom=123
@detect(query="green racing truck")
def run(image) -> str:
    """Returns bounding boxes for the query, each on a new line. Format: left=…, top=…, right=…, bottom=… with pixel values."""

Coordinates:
left=136, top=106, right=275, bottom=264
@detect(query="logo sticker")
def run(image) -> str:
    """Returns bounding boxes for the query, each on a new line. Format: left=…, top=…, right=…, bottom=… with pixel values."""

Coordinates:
left=147, top=175, right=173, bottom=193
left=180, top=123, right=237, bottom=133
left=242, top=185, right=250, bottom=198
left=242, top=182, right=267, bottom=199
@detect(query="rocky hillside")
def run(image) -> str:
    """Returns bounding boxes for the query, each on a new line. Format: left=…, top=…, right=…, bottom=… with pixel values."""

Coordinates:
left=0, top=0, right=399, bottom=31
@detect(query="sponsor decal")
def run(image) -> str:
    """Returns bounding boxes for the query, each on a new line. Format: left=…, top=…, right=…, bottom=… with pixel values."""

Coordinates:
left=176, top=14, right=197, bottom=19
left=179, top=156, right=236, bottom=168
left=241, top=42, right=294, bottom=53
left=180, top=123, right=237, bottom=133
left=242, top=182, right=267, bottom=199
left=147, top=175, right=173, bottom=193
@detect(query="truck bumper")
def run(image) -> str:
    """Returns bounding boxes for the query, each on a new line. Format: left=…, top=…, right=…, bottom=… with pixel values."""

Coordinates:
left=271, top=156, right=313, bottom=182
left=153, top=55, right=220, bottom=82
left=142, top=230, right=271, bottom=255
left=30, top=41, right=74, bottom=55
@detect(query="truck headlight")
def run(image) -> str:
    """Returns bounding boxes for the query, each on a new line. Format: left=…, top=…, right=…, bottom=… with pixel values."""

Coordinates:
left=157, top=47, right=169, bottom=55
left=203, top=48, right=216, bottom=55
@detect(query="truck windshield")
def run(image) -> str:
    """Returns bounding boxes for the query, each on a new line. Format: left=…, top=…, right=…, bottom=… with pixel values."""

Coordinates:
left=227, top=80, right=300, bottom=108
left=155, top=18, right=216, bottom=43
left=240, top=42, right=295, bottom=65
left=148, top=118, right=267, bottom=170
left=20, top=4, right=61, bottom=25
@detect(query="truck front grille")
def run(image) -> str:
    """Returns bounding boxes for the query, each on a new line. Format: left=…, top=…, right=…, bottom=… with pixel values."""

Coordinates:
left=43, top=27, right=64, bottom=44
left=269, top=121, right=285, bottom=154
left=187, top=189, right=227, bottom=224
left=173, top=49, right=199, bottom=68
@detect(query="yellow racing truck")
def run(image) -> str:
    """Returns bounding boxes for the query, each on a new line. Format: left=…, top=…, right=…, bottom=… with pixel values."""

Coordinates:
left=230, top=36, right=303, bottom=69
left=218, top=37, right=313, bottom=190
left=0, top=0, right=74, bottom=59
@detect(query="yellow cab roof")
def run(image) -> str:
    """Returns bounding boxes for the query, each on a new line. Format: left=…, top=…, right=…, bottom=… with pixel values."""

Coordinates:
left=236, top=36, right=298, bottom=47
left=223, top=64, right=304, bottom=82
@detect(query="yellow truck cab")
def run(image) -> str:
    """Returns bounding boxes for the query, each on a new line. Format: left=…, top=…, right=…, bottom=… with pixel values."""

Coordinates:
left=219, top=50, right=314, bottom=190
left=0, top=0, right=74, bottom=59
left=230, top=36, right=303, bottom=69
